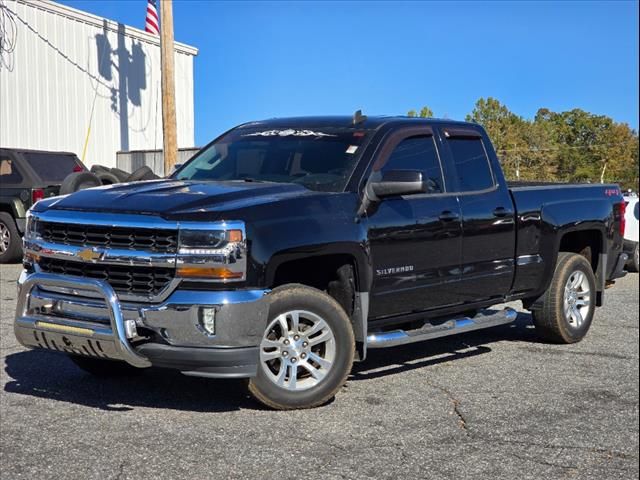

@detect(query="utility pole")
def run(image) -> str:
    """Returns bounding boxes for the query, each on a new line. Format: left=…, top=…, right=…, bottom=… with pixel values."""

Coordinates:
left=160, top=0, right=177, bottom=175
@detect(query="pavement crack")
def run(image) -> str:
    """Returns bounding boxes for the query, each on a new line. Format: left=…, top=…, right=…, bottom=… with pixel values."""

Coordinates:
left=113, top=461, right=126, bottom=480
left=425, top=379, right=469, bottom=433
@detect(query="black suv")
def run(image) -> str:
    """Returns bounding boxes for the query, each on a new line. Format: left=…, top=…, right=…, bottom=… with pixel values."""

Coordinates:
left=0, top=148, right=87, bottom=262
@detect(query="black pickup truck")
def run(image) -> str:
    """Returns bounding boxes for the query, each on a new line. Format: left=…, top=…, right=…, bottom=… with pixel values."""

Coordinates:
left=15, top=115, right=628, bottom=409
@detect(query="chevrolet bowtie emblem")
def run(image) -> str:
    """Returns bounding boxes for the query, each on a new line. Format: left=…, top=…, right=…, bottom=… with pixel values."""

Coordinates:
left=76, top=248, right=102, bottom=262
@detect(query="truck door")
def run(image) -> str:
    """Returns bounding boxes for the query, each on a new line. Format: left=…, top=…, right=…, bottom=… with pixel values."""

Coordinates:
left=438, top=126, right=516, bottom=303
left=366, top=127, right=463, bottom=319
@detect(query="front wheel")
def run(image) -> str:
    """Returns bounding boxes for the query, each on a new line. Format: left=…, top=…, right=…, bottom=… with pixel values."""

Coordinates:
left=248, top=285, right=355, bottom=410
left=0, top=212, right=22, bottom=264
left=532, top=252, right=596, bottom=343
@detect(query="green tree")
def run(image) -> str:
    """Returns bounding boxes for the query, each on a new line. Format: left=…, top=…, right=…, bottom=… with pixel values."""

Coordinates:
left=465, top=99, right=638, bottom=188
left=407, top=106, right=434, bottom=118
left=466, top=97, right=527, bottom=179
left=404, top=98, right=638, bottom=188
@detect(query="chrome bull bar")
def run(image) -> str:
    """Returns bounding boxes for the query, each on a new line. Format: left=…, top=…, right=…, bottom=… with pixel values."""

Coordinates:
left=14, top=272, right=151, bottom=368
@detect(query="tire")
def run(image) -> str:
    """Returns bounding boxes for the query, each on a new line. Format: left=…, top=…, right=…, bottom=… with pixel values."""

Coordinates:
left=96, top=171, right=121, bottom=185
left=248, top=284, right=355, bottom=410
left=68, top=355, right=140, bottom=377
left=59, top=172, right=102, bottom=195
left=532, top=252, right=597, bottom=343
left=127, top=166, right=158, bottom=182
left=90, top=164, right=110, bottom=175
left=0, top=212, right=23, bottom=264
left=627, top=243, right=639, bottom=273
left=109, top=167, right=131, bottom=182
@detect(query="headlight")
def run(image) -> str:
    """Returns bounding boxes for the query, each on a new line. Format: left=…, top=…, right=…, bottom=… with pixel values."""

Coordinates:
left=24, top=211, right=40, bottom=241
left=177, top=222, right=246, bottom=281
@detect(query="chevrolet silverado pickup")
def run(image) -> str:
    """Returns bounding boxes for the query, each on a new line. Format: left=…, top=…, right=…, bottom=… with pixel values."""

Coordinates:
left=14, top=115, right=629, bottom=409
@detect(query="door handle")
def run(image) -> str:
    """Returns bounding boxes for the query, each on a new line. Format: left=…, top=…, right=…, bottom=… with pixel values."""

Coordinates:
left=439, top=210, right=459, bottom=222
left=493, top=207, right=510, bottom=217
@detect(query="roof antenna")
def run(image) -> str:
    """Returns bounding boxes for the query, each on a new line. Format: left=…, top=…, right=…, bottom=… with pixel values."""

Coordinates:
left=353, top=109, right=367, bottom=125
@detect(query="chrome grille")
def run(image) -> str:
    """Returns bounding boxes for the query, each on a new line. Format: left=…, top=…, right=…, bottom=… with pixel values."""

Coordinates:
left=38, top=221, right=178, bottom=253
left=38, top=258, right=174, bottom=296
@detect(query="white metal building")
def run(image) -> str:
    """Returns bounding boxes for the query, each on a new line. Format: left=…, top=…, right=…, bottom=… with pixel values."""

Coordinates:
left=0, top=0, right=197, bottom=169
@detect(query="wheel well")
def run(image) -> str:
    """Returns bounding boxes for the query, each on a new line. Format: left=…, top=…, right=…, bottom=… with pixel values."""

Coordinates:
left=272, top=254, right=358, bottom=317
left=0, top=204, right=14, bottom=216
left=559, top=230, right=602, bottom=273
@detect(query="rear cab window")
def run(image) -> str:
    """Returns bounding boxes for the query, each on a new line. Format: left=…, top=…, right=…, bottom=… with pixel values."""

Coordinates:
left=443, top=128, right=495, bottom=192
left=23, top=152, right=84, bottom=184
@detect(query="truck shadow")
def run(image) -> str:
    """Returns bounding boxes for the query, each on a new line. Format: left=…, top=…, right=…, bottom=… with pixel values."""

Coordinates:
left=4, top=313, right=537, bottom=412
left=351, top=311, right=538, bottom=380
left=3, top=351, right=253, bottom=413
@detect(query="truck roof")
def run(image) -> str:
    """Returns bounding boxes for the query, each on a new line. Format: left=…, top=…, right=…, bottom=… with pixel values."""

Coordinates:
left=240, top=115, right=474, bottom=130
left=0, top=147, right=79, bottom=157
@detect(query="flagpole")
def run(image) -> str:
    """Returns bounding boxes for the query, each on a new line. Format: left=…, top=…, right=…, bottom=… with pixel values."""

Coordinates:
left=159, top=0, right=178, bottom=175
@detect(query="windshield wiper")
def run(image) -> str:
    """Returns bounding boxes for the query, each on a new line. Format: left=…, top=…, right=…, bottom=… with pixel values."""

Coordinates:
left=233, top=177, right=277, bottom=184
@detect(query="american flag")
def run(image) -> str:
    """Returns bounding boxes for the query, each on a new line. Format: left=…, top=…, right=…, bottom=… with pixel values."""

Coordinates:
left=145, top=0, right=160, bottom=35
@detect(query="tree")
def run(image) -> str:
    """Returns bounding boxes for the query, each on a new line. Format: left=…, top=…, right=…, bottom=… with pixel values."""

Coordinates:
left=404, top=98, right=638, bottom=188
left=407, top=106, right=434, bottom=118
left=466, top=97, right=527, bottom=179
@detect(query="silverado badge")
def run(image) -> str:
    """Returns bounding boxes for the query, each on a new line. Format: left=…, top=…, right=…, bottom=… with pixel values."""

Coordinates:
left=76, top=248, right=102, bottom=262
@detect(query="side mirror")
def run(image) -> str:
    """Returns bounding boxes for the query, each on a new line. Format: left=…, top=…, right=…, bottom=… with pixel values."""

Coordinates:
left=368, top=170, right=425, bottom=199
left=169, top=163, right=183, bottom=175
left=356, top=170, right=425, bottom=218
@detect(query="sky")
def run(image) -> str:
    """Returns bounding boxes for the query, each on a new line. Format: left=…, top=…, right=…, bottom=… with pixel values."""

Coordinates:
left=59, top=0, right=639, bottom=147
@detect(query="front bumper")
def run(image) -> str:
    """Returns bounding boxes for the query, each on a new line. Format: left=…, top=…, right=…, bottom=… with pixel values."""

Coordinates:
left=14, top=272, right=269, bottom=378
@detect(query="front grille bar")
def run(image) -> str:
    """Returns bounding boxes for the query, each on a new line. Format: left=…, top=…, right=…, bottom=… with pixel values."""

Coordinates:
left=39, top=221, right=178, bottom=253
left=15, top=272, right=151, bottom=368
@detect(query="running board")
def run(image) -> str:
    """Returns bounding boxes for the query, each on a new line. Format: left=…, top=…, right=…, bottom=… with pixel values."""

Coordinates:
left=366, top=308, right=518, bottom=348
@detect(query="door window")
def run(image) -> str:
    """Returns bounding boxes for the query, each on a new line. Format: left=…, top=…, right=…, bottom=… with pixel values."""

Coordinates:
left=447, top=137, right=494, bottom=192
left=382, top=136, right=444, bottom=194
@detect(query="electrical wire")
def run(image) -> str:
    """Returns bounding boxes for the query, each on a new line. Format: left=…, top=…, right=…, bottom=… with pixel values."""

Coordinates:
left=0, top=0, right=18, bottom=71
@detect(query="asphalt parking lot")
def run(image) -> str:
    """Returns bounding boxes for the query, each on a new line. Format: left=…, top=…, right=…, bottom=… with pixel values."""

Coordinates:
left=0, top=263, right=638, bottom=480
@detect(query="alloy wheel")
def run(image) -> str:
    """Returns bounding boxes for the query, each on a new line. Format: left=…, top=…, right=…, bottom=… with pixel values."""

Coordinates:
left=259, top=310, right=336, bottom=391
left=0, top=222, right=9, bottom=254
left=563, top=270, right=591, bottom=328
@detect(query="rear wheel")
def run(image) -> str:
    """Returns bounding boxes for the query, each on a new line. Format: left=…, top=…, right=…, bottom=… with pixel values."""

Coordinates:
left=248, top=285, right=354, bottom=410
left=532, top=252, right=596, bottom=343
left=0, top=212, right=22, bottom=264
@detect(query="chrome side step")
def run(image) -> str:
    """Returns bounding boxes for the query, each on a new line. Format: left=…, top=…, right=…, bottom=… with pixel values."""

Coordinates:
left=366, top=308, right=518, bottom=348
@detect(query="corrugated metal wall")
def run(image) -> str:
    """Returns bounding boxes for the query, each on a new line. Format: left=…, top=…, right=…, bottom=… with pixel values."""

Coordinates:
left=117, top=147, right=200, bottom=176
left=0, top=0, right=196, bottom=168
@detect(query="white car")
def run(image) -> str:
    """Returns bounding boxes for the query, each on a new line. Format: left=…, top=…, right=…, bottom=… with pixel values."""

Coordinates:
left=623, top=193, right=639, bottom=272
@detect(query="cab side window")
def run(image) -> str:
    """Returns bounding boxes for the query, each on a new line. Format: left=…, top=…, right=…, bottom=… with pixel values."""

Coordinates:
left=382, top=136, right=443, bottom=194
left=447, top=137, right=494, bottom=192
left=0, top=158, right=23, bottom=184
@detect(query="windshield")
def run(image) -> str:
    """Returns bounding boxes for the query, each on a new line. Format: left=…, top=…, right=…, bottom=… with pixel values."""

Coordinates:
left=174, top=127, right=372, bottom=192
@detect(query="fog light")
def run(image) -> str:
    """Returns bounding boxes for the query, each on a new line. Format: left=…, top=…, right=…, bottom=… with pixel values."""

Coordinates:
left=200, top=307, right=216, bottom=335
left=124, top=319, right=138, bottom=339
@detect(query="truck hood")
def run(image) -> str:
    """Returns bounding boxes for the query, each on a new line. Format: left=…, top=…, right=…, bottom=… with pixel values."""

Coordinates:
left=40, top=179, right=321, bottom=218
